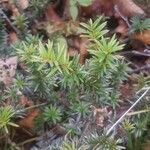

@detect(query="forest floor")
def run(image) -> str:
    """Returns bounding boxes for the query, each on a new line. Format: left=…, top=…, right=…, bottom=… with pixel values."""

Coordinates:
left=0, top=0, right=150, bottom=150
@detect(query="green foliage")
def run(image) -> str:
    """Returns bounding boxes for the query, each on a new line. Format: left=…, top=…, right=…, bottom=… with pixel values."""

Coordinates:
left=80, top=17, right=108, bottom=41
left=0, top=106, right=18, bottom=134
left=15, top=18, right=127, bottom=107
left=13, top=18, right=129, bottom=149
left=111, top=60, right=129, bottom=87
left=122, top=119, right=135, bottom=132
left=130, top=16, right=150, bottom=33
left=64, top=118, right=83, bottom=137
left=4, top=86, right=20, bottom=102
left=122, top=112, right=150, bottom=150
left=43, top=105, right=62, bottom=125
left=70, top=101, right=90, bottom=119
left=13, top=14, right=28, bottom=31
left=35, top=40, right=72, bottom=75
left=61, top=139, right=88, bottom=150
left=29, top=0, right=51, bottom=16
left=85, top=132, right=125, bottom=150
left=88, top=35, right=124, bottom=76
left=135, top=73, right=150, bottom=89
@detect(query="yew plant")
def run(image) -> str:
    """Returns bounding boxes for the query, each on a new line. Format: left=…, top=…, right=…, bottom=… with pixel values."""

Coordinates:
left=11, top=17, right=129, bottom=149
left=15, top=17, right=127, bottom=108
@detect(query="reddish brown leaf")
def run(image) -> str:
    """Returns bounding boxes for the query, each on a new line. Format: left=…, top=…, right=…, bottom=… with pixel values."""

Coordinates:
left=115, top=20, right=128, bottom=38
left=81, top=0, right=114, bottom=17
left=9, top=32, right=19, bottom=44
left=45, top=5, right=61, bottom=22
left=120, top=83, right=134, bottom=101
left=131, top=30, right=150, bottom=45
left=19, top=109, right=39, bottom=129
left=81, top=0, right=145, bottom=18
left=20, top=96, right=33, bottom=107
left=68, top=47, right=79, bottom=57
left=79, top=38, right=89, bottom=64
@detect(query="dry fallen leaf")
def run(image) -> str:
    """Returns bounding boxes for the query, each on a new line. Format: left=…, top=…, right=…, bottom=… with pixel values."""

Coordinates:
left=68, top=47, right=79, bottom=57
left=9, top=32, right=19, bottom=44
left=16, top=0, right=29, bottom=10
left=45, top=5, right=61, bottom=22
left=115, top=0, right=145, bottom=17
left=120, top=83, right=134, bottom=101
left=10, top=4, right=20, bottom=16
left=81, top=0, right=145, bottom=18
left=131, top=30, right=150, bottom=45
left=81, top=0, right=114, bottom=17
left=115, top=20, right=128, bottom=38
left=19, top=109, right=39, bottom=129
left=67, top=36, right=89, bottom=64
left=0, top=56, right=18, bottom=86
left=79, top=38, right=89, bottom=64
left=20, top=95, right=33, bottom=107
left=46, top=21, right=79, bottom=37
left=91, top=106, right=110, bottom=127
left=143, top=141, right=150, bottom=150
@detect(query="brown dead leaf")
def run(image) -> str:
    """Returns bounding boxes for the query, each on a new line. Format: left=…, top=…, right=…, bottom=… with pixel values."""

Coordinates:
left=143, top=142, right=150, bottom=150
left=120, top=83, right=134, bottom=101
left=46, top=21, right=79, bottom=36
left=19, top=109, right=39, bottom=129
left=0, top=56, right=18, bottom=86
left=91, top=106, right=110, bottom=127
left=115, top=20, right=128, bottom=38
left=16, top=0, right=29, bottom=10
left=114, top=0, right=145, bottom=17
left=67, top=36, right=89, bottom=64
left=10, top=4, right=20, bottom=17
left=9, top=32, right=19, bottom=44
left=81, top=0, right=145, bottom=18
left=20, top=95, right=33, bottom=107
left=79, top=38, right=89, bottom=64
left=68, top=47, right=79, bottom=57
left=131, top=30, right=150, bottom=45
left=0, top=1, right=19, bottom=16
left=45, top=5, right=61, bottom=22
left=81, top=0, right=114, bottom=17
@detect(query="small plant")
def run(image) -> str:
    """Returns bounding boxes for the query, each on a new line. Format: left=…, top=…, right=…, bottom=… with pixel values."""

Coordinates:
left=64, top=118, right=83, bottom=137
left=122, top=119, right=135, bottom=132
left=13, top=14, right=28, bottom=32
left=80, top=17, right=108, bottom=40
left=29, top=0, right=51, bottom=16
left=13, top=18, right=129, bottom=149
left=85, top=132, right=125, bottom=150
left=136, top=73, right=150, bottom=89
left=70, top=101, right=90, bottom=119
left=61, top=139, right=88, bottom=150
left=0, top=106, right=18, bottom=134
left=4, top=86, right=20, bottom=102
left=130, top=16, right=150, bottom=33
left=122, top=112, right=150, bottom=150
left=43, top=105, right=62, bottom=125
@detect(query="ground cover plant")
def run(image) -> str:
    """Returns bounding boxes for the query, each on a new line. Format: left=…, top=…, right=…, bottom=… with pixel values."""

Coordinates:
left=0, top=0, right=150, bottom=149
